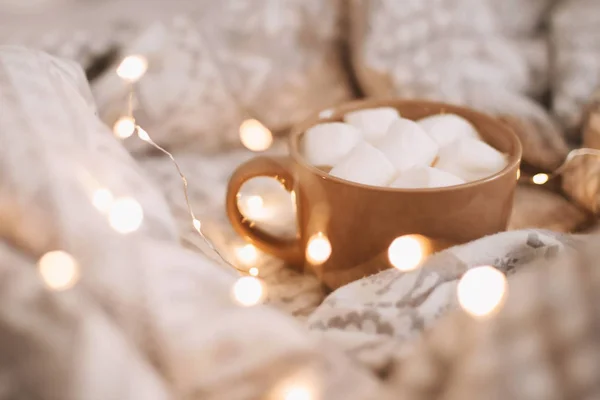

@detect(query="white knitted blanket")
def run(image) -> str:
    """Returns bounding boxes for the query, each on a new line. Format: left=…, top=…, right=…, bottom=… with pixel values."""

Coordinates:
left=1, top=0, right=600, bottom=397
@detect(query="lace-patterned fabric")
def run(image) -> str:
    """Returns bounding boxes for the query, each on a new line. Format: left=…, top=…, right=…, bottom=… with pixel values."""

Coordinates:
left=551, top=0, right=600, bottom=137
left=348, top=0, right=569, bottom=170
left=562, top=154, right=600, bottom=215
left=308, top=230, right=580, bottom=373
left=89, top=0, right=351, bottom=155
left=1, top=0, right=352, bottom=155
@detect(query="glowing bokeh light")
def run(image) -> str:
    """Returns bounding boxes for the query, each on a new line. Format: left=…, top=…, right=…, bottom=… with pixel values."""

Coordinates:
left=116, top=55, right=148, bottom=82
left=92, top=188, right=114, bottom=213
left=532, top=173, right=549, bottom=185
left=137, top=126, right=151, bottom=142
left=283, top=385, right=312, bottom=400
left=236, top=243, right=258, bottom=266
left=388, top=235, right=425, bottom=271
left=108, top=197, right=144, bottom=234
left=457, top=265, right=507, bottom=318
left=232, top=276, right=264, bottom=306
left=516, top=168, right=521, bottom=180
left=248, top=267, right=259, bottom=277
left=113, top=116, right=136, bottom=139
left=306, top=232, right=331, bottom=265
left=239, top=119, right=273, bottom=151
left=193, top=218, right=201, bottom=231
left=38, top=250, right=80, bottom=291
left=244, top=195, right=265, bottom=218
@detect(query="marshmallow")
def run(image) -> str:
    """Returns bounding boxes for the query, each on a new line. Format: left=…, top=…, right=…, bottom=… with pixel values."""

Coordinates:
left=343, top=107, right=400, bottom=143
left=302, top=122, right=362, bottom=167
left=417, top=114, right=481, bottom=147
left=329, top=142, right=396, bottom=186
left=375, top=118, right=439, bottom=172
left=435, top=138, right=508, bottom=182
left=389, top=167, right=466, bottom=189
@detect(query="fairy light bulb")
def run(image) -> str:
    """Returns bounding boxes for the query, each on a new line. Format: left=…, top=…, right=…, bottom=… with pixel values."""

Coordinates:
left=532, top=173, right=549, bottom=185
left=92, top=188, right=114, bottom=213
left=116, top=55, right=148, bottom=82
left=306, top=232, right=331, bottom=265
left=516, top=168, right=521, bottom=180
left=193, top=218, right=201, bottom=231
left=108, top=197, right=144, bottom=234
left=137, top=126, right=151, bottom=142
left=248, top=267, right=259, bottom=276
left=113, top=116, right=136, bottom=139
left=245, top=195, right=264, bottom=218
left=283, top=385, right=312, bottom=400
left=457, top=266, right=507, bottom=318
left=236, top=243, right=258, bottom=266
left=232, top=276, right=264, bottom=306
left=246, top=195, right=263, bottom=210
left=239, top=119, right=273, bottom=151
left=38, top=250, right=80, bottom=291
left=387, top=235, right=426, bottom=271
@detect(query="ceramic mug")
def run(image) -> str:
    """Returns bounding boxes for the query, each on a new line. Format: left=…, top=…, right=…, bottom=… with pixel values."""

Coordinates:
left=226, top=99, right=522, bottom=289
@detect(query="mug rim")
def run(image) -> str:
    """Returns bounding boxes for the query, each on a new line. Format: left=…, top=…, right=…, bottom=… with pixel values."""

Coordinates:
left=288, top=98, right=522, bottom=193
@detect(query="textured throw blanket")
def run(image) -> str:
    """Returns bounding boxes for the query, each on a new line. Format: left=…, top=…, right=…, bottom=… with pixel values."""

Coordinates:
left=1, top=0, right=600, bottom=398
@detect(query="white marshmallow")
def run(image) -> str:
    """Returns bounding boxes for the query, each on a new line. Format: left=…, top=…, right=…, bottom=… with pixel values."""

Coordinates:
left=435, top=138, right=508, bottom=182
left=302, top=122, right=362, bottom=167
left=389, top=167, right=466, bottom=189
left=329, top=142, right=396, bottom=186
left=375, top=118, right=439, bottom=172
left=417, top=114, right=481, bottom=147
left=343, top=107, right=400, bottom=143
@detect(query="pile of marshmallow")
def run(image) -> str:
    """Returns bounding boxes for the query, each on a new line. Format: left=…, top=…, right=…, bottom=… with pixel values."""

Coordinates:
left=302, top=107, right=508, bottom=189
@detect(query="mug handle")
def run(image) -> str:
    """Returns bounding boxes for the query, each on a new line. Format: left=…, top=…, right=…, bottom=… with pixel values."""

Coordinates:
left=226, top=156, right=304, bottom=265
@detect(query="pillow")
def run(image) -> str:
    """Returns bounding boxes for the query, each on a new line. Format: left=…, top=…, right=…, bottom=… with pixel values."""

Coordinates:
left=551, top=0, right=600, bottom=138
left=562, top=154, right=600, bottom=215
left=348, top=0, right=569, bottom=170
left=92, top=0, right=352, bottom=155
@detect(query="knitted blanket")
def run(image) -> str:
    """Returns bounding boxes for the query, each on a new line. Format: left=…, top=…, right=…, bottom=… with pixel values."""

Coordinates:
left=1, top=0, right=600, bottom=397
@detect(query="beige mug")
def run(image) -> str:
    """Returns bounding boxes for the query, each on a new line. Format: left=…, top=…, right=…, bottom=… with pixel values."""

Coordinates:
left=226, top=99, right=522, bottom=289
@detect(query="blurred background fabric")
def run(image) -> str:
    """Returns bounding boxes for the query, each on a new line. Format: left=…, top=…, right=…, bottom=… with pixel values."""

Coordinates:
left=1, top=0, right=598, bottom=166
left=1, top=0, right=600, bottom=398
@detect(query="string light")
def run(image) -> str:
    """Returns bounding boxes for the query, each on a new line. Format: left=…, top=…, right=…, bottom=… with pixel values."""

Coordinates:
left=239, top=119, right=273, bottom=151
left=246, top=195, right=264, bottom=210
left=269, top=370, right=318, bottom=400
left=193, top=218, right=201, bottom=231
left=232, top=276, right=264, bottom=306
left=113, top=56, right=251, bottom=275
left=37, top=250, right=80, bottom=291
left=516, top=168, right=520, bottom=180
left=108, top=197, right=144, bottom=234
left=235, top=243, right=258, bottom=266
left=113, top=116, right=136, bottom=139
left=248, top=267, right=259, bottom=276
left=282, top=385, right=312, bottom=400
left=306, top=232, right=332, bottom=265
left=387, top=235, right=426, bottom=271
left=457, top=266, right=507, bottom=318
left=532, top=173, right=549, bottom=185
left=136, top=126, right=150, bottom=141
left=119, top=54, right=600, bottom=291
left=527, top=148, right=600, bottom=186
left=92, top=188, right=114, bottom=213
left=242, top=195, right=266, bottom=219
left=116, top=55, right=148, bottom=82
left=128, top=121, right=245, bottom=272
